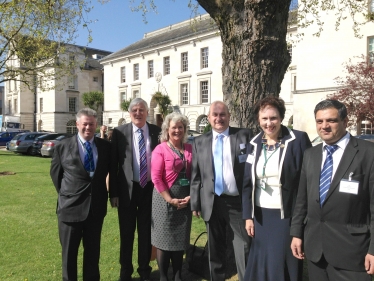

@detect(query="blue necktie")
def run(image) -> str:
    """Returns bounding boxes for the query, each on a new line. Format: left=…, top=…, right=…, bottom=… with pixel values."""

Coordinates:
left=214, top=134, right=224, bottom=196
left=319, top=144, right=338, bottom=207
left=84, top=141, right=94, bottom=172
left=138, top=129, right=147, bottom=187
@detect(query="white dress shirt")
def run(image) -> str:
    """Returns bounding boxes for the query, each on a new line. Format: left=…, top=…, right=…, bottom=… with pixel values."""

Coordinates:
left=77, top=134, right=98, bottom=171
left=321, top=132, right=350, bottom=180
left=212, top=128, right=239, bottom=196
left=132, top=123, right=152, bottom=182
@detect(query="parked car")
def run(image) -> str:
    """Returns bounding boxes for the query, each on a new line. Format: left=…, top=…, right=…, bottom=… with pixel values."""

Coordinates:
left=31, top=133, right=68, bottom=155
left=187, top=130, right=202, bottom=144
left=9, top=132, right=48, bottom=154
left=40, top=134, right=74, bottom=157
left=355, top=134, right=374, bottom=143
left=6, top=141, right=10, bottom=150
left=0, top=131, right=21, bottom=146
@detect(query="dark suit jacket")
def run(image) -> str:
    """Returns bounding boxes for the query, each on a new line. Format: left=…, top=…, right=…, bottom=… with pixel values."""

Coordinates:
left=109, top=122, right=161, bottom=205
left=242, top=126, right=311, bottom=220
left=190, top=127, right=252, bottom=222
left=290, top=135, right=374, bottom=271
left=50, top=135, right=111, bottom=222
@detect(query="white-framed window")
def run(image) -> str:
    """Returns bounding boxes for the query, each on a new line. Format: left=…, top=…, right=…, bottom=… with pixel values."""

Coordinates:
left=134, top=64, right=139, bottom=80
left=198, top=116, right=209, bottom=133
left=133, top=89, right=140, bottom=98
left=93, top=77, right=98, bottom=82
left=148, top=60, right=154, bottom=78
left=164, top=56, right=170, bottom=75
left=120, top=91, right=127, bottom=102
left=68, top=97, right=76, bottom=112
left=180, top=83, right=189, bottom=105
left=181, top=52, right=188, bottom=72
left=200, top=81, right=209, bottom=104
left=370, top=0, right=374, bottom=13
left=66, top=120, right=78, bottom=134
left=68, top=55, right=76, bottom=89
left=40, top=98, right=43, bottom=113
left=201, top=47, right=209, bottom=69
left=368, top=37, right=374, bottom=64
left=13, top=98, right=17, bottom=113
left=121, top=66, right=126, bottom=83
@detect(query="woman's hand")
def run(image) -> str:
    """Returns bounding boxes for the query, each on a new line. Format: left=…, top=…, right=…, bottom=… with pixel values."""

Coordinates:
left=177, top=196, right=190, bottom=209
left=245, top=219, right=255, bottom=237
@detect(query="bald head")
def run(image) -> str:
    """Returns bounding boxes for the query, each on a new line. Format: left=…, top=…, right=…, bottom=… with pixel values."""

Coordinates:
left=208, top=101, right=230, bottom=133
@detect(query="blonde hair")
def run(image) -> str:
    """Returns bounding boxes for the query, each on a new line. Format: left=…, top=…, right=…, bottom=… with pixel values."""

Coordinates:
left=159, top=112, right=189, bottom=143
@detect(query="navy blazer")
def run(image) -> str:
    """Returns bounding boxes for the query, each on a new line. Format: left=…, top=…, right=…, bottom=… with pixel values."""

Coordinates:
left=242, top=125, right=311, bottom=220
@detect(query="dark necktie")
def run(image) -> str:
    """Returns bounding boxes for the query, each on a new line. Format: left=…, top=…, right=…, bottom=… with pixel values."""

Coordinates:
left=214, top=134, right=224, bottom=196
left=319, top=144, right=338, bottom=207
left=138, top=129, right=147, bottom=187
left=84, top=141, right=95, bottom=172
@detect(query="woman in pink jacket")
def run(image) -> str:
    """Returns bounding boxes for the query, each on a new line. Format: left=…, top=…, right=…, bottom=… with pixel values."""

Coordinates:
left=151, top=112, right=192, bottom=281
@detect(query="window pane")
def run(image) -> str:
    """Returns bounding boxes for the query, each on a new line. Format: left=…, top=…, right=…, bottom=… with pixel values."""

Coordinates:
left=200, top=81, right=209, bottom=103
left=133, top=90, right=140, bottom=98
left=369, top=37, right=374, bottom=64
left=134, top=64, right=139, bottom=80
left=148, top=61, right=154, bottom=78
left=181, top=53, right=188, bottom=72
left=121, top=67, right=126, bottom=83
left=201, top=48, right=209, bottom=68
left=181, top=84, right=188, bottom=105
left=164, top=57, right=170, bottom=75
left=69, top=97, right=76, bottom=112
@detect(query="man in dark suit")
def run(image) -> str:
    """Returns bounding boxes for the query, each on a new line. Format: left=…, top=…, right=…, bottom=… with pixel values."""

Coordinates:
left=190, top=101, right=252, bottom=281
left=50, top=108, right=111, bottom=281
left=291, top=99, right=374, bottom=281
left=110, top=98, right=161, bottom=281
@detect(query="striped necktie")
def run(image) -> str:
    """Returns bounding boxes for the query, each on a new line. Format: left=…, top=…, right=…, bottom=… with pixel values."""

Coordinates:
left=214, top=134, right=224, bottom=196
left=319, top=144, right=338, bottom=207
left=84, top=141, right=95, bottom=172
left=138, top=129, right=147, bottom=187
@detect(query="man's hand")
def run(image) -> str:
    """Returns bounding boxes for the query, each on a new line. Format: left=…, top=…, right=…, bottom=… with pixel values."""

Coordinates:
left=192, top=211, right=201, bottom=218
left=110, top=197, right=119, bottom=208
left=365, top=253, right=374, bottom=274
left=245, top=219, right=254, bottom=237
left=291, top=237, right=305, bottom=259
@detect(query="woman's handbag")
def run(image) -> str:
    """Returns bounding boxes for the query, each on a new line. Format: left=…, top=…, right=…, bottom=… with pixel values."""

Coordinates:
left=187, top=231, right=210, bottom=280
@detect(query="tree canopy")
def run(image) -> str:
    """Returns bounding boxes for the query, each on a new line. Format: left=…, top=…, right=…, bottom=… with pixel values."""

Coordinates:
left=82, top=91, right=104, bottom=111
left=0, top=0, right=98, bottom=89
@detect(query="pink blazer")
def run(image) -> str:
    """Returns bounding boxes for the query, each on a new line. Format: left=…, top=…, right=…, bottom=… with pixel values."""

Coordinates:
left=151, top=142, right=192, bottom=193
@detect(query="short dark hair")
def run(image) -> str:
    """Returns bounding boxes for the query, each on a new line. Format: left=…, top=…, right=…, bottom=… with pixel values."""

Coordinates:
left=253, top=96, right=286, bottom=122
left=314, top=99, right=347, bottom=120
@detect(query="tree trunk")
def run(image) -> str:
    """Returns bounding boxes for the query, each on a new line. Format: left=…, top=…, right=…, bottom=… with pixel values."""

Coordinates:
left=197, top=0, right=291, bottom=130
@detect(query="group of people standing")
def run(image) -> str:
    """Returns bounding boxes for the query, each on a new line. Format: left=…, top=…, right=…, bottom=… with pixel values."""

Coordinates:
left=50, top=96, right=374, bottom=281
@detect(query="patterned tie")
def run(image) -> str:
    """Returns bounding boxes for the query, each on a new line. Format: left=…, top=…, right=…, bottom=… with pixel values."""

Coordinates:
left=319, top=144, right=338, bottom=207
left=213, top=134, right=224, bottom=196
left=138, top=129, right=147, bottom=187
left=84, top=141, right=95, bottom=172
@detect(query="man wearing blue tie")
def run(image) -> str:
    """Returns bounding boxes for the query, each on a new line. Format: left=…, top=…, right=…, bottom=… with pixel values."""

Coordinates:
left=50, top=108, right=111, bottom=281
left=190, top=101, right=252, bottom=281
left=291, top=99, right=374, bottom=281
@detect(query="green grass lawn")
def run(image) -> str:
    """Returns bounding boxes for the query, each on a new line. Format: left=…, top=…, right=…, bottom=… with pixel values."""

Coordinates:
left=0, top=150, right=210, bottom=281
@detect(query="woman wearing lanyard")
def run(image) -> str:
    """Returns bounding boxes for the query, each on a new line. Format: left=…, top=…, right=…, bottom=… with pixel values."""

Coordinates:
left=242, top=97, right=311, bottom=281
left=151, top=112, right=192, bottom=281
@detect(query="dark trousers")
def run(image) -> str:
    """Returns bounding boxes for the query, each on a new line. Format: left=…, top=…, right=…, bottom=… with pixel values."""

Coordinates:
left=307, top=255, right=371, bottom=281
left=118, top=181, right=153, bottom=280
left=58, top=211, right=104, bottom=281
left=206, top=195, right=251, bottom=281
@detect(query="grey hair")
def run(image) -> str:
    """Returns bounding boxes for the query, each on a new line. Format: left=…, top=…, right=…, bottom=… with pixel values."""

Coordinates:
left=76, top=108, right=97, bottom=121
left=207, top=100, right=229, bottom=116
left=129, top=98, right=149, bottom=112
left=160, top=112, right=189, bottom=143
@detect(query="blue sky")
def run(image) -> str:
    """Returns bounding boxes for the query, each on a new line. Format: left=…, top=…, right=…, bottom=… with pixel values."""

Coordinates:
left=75, top=0, right=207, bottom=53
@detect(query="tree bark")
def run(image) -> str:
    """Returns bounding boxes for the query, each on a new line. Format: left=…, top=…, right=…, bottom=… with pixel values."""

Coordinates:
left=197, top=0, right=291, bottom=130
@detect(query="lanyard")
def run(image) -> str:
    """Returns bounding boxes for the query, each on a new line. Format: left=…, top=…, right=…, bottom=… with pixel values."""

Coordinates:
left=261, top=144, right=279, bottom=178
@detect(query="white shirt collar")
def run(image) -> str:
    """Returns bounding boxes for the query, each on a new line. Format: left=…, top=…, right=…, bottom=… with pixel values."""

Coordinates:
left=212, top=127, right=229, bottom=139
left=322, top=132, right=350, bottom=150
left=132, top=123, right=147, bottom=133
left=77, top=133, right=94, bottom=144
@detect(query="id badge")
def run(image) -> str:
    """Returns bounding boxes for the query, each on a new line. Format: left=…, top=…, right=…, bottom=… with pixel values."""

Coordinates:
left=246, top=154, right=254, bottom=164
left=179, top=178, right=190, bottom=186
left=339, top=179, right=359, bottom=195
